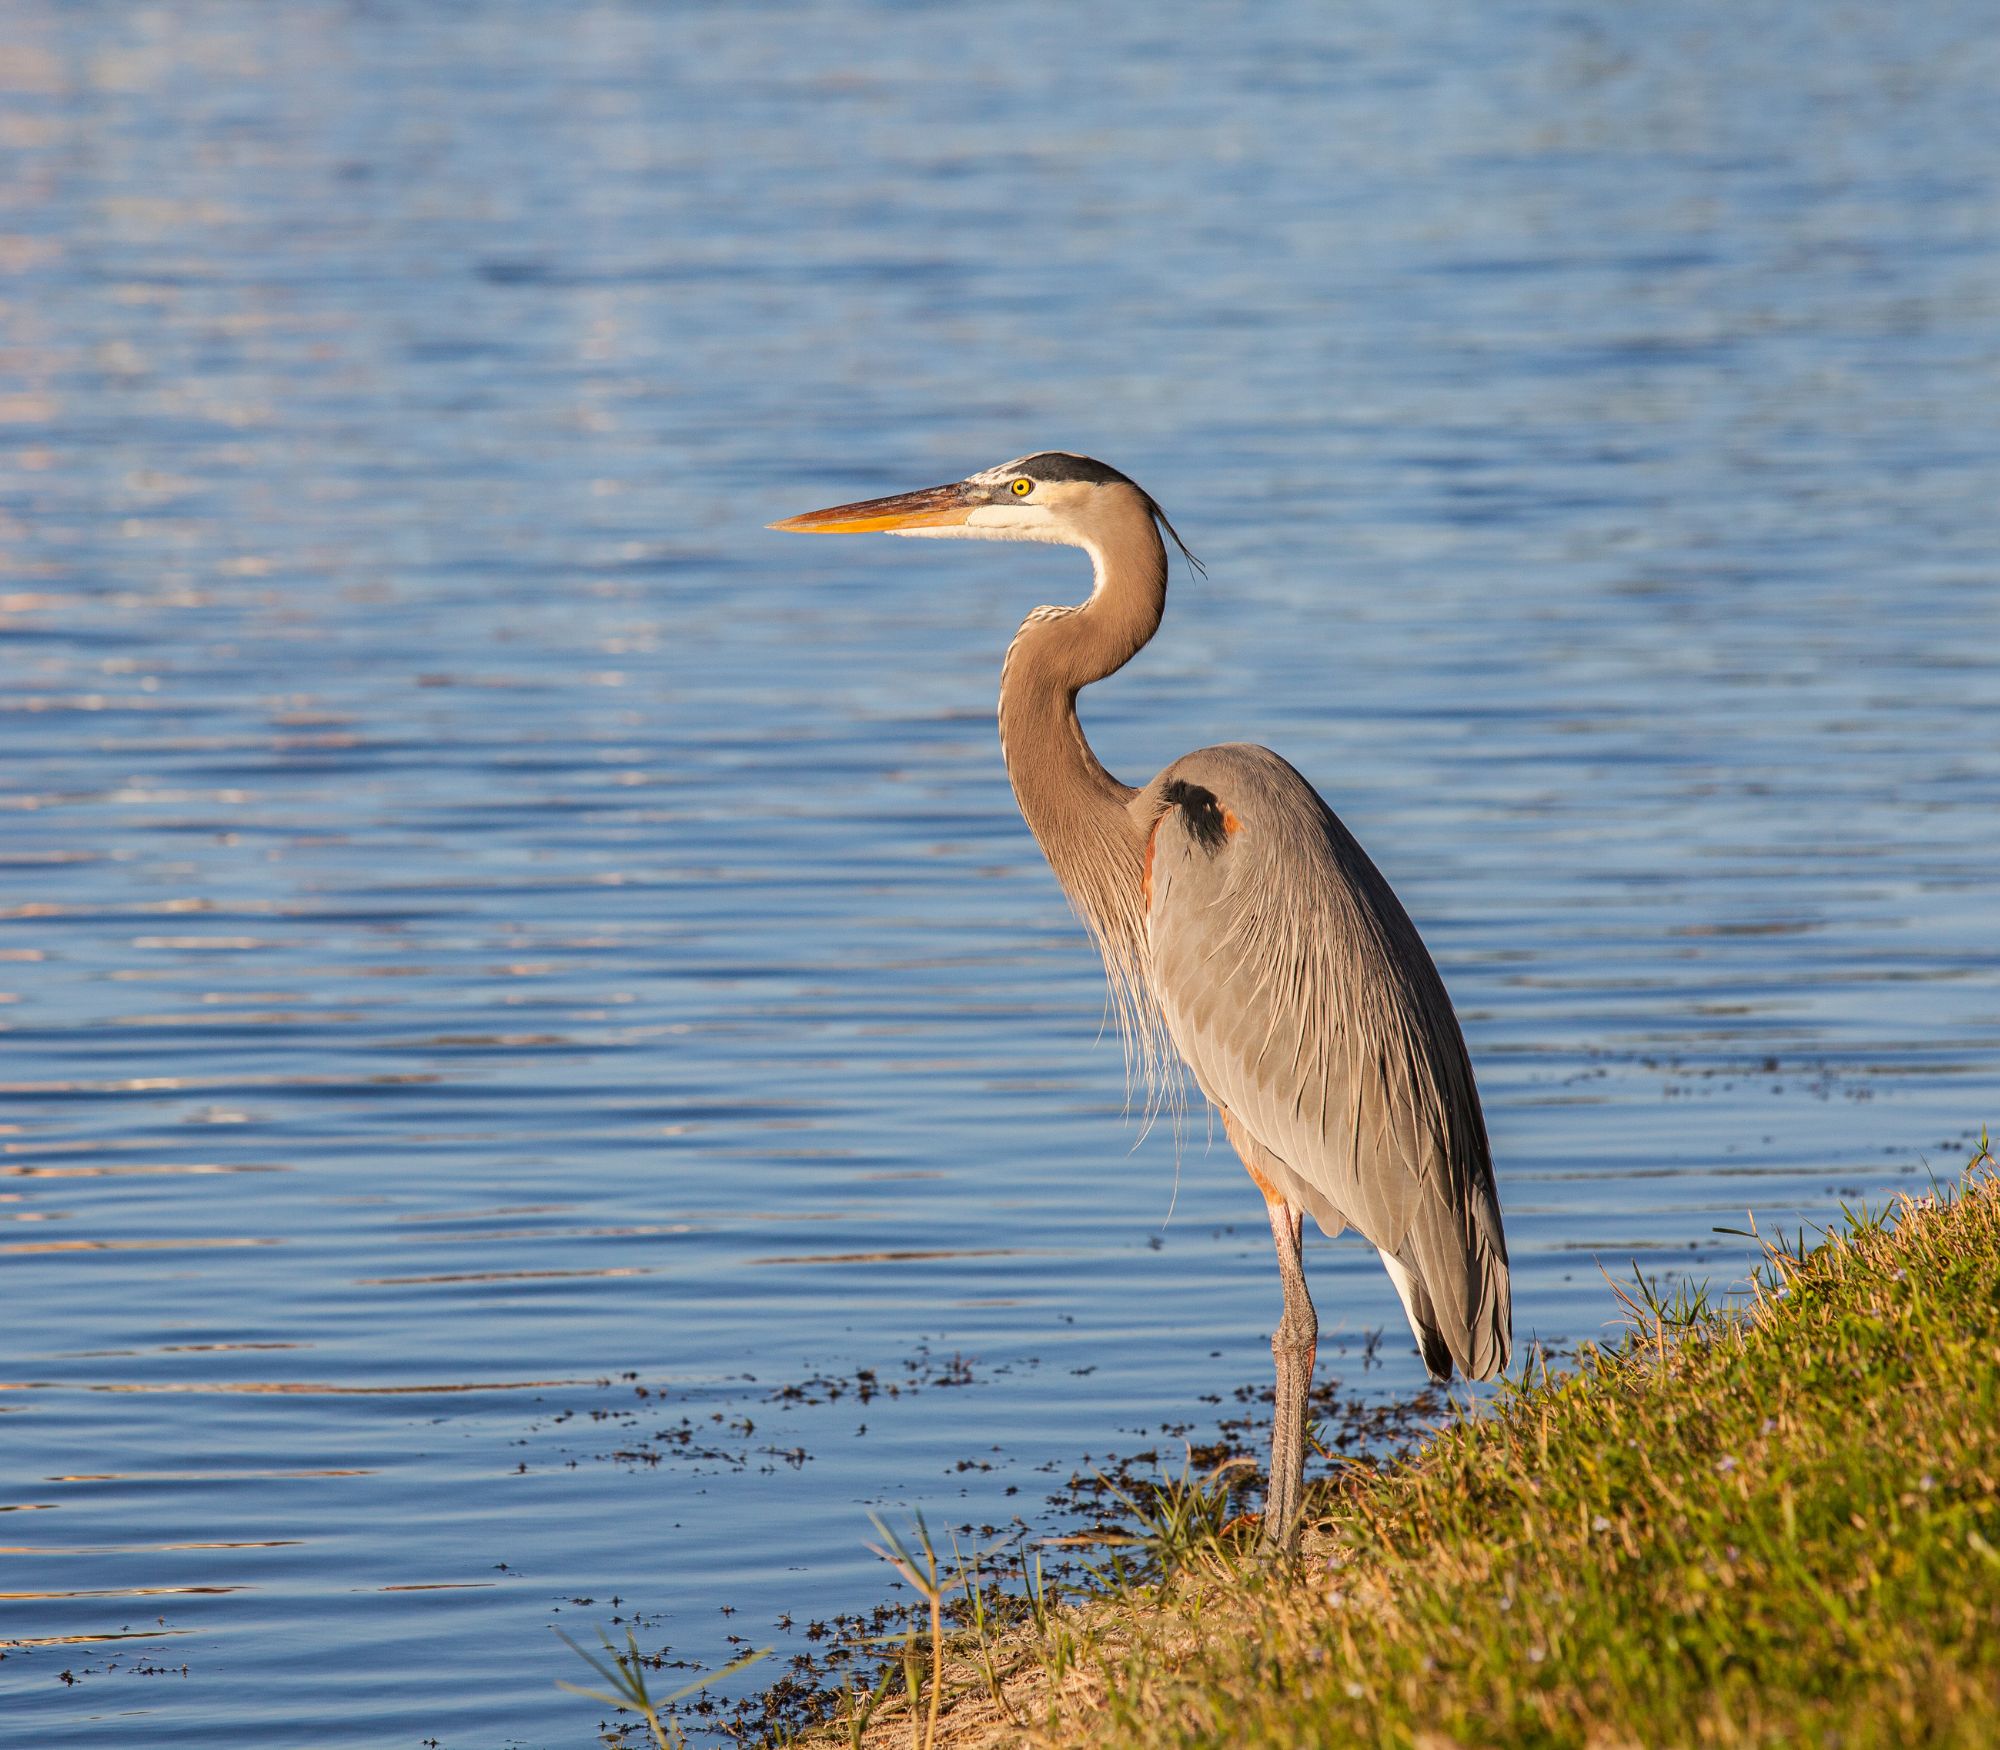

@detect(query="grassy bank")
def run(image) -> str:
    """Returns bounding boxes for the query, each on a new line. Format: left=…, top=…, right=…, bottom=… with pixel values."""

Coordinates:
left=798, top=1163, right=2000, bottom=1749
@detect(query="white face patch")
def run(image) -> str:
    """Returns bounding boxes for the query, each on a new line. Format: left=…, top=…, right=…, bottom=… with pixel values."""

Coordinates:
left=965, top=502, right=1044, bottom=529
left=891, top=506, right=1073, bottom=545
left=887, top=488, right=1080, bottom=546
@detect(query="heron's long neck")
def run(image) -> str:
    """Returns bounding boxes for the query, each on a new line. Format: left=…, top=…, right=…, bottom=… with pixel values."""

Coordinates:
left=997, top=506, right=1166, bottom=985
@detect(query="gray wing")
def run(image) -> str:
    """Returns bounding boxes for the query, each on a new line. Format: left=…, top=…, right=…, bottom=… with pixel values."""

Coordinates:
left=1140, top=743, right=1510, bottom=1380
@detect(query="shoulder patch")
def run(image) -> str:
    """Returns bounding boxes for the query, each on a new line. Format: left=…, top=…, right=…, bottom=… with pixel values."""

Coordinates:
left=1161, top=779, right=1230, bottom=851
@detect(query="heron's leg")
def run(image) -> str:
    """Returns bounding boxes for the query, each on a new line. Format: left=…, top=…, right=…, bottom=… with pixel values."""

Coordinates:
left=1262, top=1197, right=1316, bottom=1555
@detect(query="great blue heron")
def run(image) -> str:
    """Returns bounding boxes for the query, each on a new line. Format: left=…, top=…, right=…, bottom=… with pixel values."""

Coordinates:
left=772, top=452, right=1510, bottom=1550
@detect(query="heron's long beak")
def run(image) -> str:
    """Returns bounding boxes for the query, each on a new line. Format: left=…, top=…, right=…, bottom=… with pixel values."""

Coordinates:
left=768, top=481, right=976, bottom=535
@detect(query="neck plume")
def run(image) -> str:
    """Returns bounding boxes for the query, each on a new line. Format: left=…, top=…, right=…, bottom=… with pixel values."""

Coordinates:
left=996, top=493, right=1171, bottom=1103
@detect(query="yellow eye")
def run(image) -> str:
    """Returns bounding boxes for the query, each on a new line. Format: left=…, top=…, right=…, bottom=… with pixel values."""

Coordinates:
left=1010, top=477, right=1033, bottom=497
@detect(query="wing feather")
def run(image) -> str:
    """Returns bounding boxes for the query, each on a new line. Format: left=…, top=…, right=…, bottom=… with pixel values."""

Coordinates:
left=1143, top=744, right=1510, bottom=1379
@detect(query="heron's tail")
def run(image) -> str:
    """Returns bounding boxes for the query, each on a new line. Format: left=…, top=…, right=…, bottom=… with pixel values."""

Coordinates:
left=1380, top=1243, right=1511, bottom=1384
left=1378, top=1248, right=1451, bottom=1382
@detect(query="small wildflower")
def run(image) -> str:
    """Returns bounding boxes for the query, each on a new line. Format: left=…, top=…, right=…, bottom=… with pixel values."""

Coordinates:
left=1716, top=1454, right=1738, bottom=1474
left=1344, top=1681, right=1365, bottom=1700
left=1592, top=1514, right=1611, bottom=1533
left=1528, top=1646, right=1546, bottom=1664
left=1325, top=1589, right=1346, bottom=1608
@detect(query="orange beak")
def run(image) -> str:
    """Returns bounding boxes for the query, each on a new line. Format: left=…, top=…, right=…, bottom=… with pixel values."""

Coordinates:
left=768, top=481, right=977, bottom=535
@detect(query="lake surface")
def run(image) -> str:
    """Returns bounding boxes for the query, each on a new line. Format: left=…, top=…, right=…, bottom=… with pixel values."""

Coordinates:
left=2, top=2, right=1997, bottom=1743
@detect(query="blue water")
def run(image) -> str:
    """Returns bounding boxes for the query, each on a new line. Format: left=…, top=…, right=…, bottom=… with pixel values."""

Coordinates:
left=2, top=3, right=1997, bottom=1743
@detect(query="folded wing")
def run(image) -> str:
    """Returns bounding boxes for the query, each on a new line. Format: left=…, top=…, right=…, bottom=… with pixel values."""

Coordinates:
left=1143, top=743, right=1510, bottom=1380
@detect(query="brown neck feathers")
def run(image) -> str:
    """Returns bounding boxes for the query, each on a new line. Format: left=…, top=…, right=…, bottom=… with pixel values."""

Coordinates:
left=996, top=489, right=1172, bottom=1099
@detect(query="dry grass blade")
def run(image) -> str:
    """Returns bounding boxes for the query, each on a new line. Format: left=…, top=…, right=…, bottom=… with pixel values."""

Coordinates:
left=861, top=1510, right=982, bottom=1750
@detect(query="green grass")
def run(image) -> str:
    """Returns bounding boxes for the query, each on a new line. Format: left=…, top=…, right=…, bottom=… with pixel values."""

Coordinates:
left=805, top=1159, right=2000, bottom=1748
left=557, top=1628, right=770, bottom=1749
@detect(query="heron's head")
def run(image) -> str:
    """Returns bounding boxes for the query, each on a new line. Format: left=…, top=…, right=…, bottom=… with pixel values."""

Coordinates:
left=770, top=451, right=1198, bottom=569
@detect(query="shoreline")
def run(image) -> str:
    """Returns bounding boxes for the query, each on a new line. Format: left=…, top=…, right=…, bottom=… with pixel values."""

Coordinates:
left=781, top=1164, right=2000, bottom=1748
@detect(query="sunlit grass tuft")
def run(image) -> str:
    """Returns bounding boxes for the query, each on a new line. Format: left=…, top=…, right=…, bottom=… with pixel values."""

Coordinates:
left=1102, top=1452, right=1258, bottom=1572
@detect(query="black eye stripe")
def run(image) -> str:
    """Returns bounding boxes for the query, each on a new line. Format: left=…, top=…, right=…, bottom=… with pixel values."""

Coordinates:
left=1012, top=452, right=1133, bottom=486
